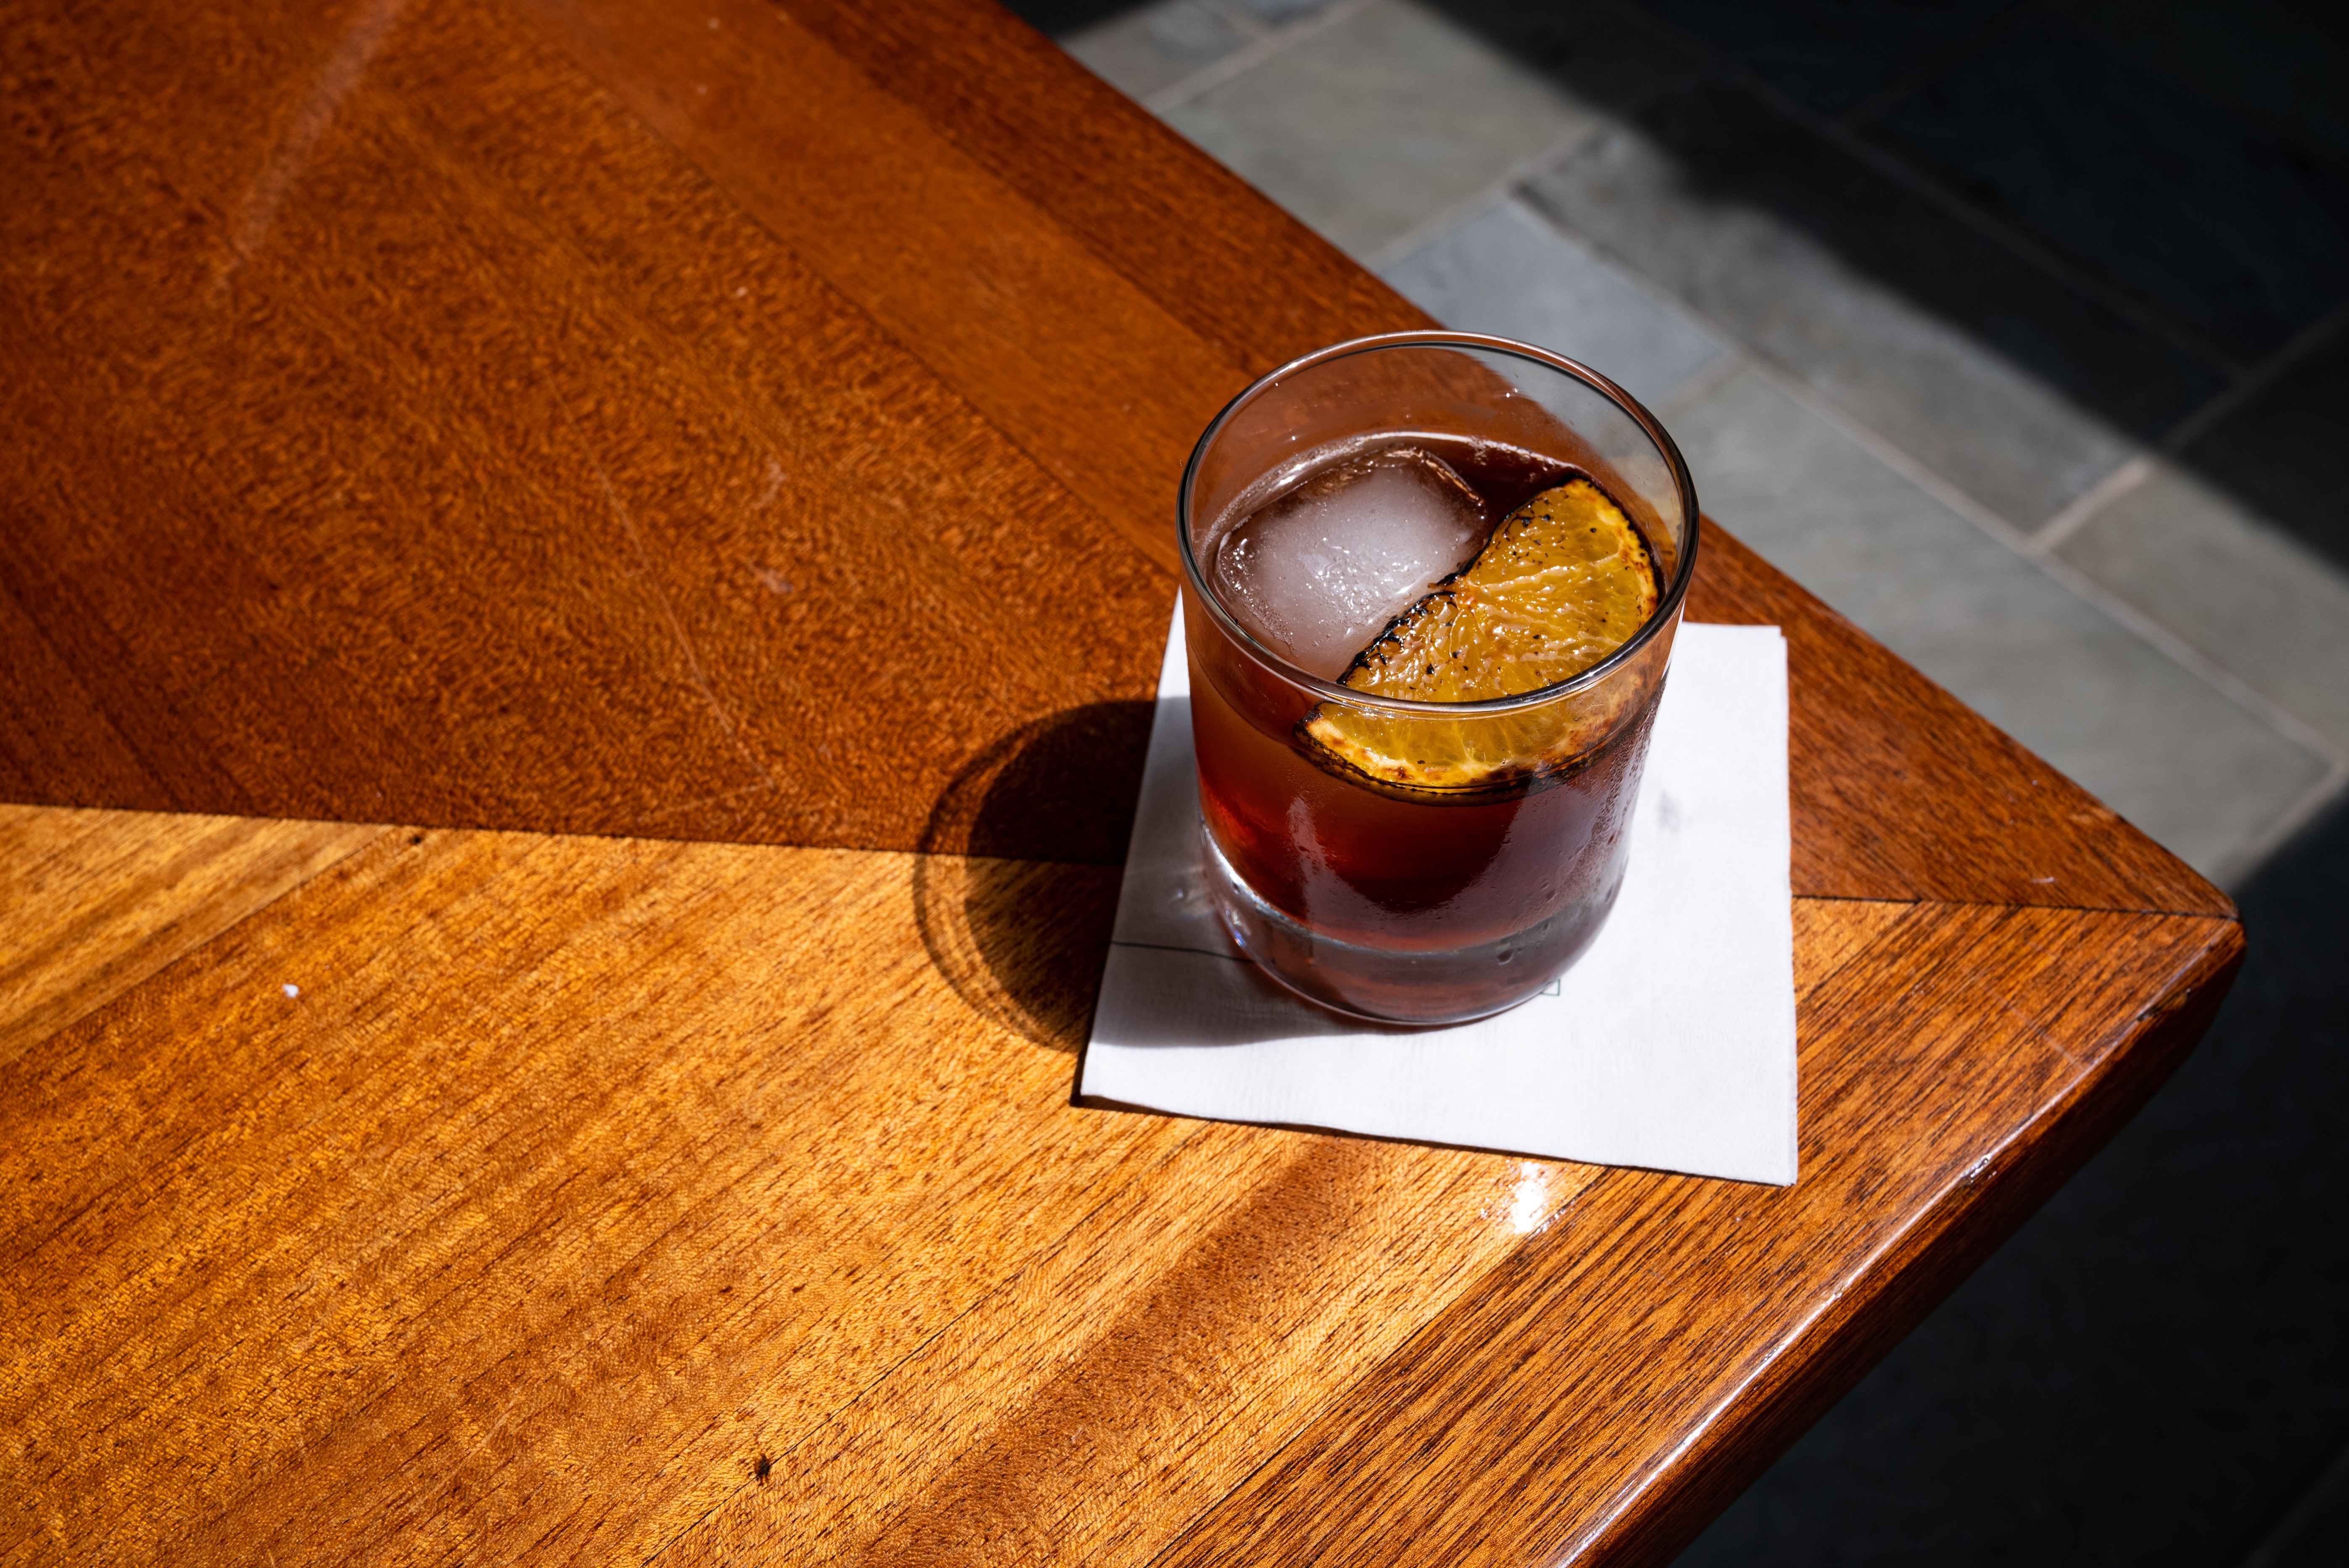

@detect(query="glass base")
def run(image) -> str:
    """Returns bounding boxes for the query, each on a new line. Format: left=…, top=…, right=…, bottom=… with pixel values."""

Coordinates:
left=1200, top=828, right=1622, bottom=1026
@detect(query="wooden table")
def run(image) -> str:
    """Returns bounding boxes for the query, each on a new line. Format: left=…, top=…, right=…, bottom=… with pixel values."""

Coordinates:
left=0, top=0, right=2241, bottom=1562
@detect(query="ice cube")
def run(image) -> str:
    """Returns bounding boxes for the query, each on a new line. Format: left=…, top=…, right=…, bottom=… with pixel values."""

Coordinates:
left=1208, top=445, right=1489, bottom=680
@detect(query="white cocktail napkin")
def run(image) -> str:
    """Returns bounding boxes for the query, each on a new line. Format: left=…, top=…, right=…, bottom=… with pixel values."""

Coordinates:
left=1079, top=602, right=1796, bottom=1185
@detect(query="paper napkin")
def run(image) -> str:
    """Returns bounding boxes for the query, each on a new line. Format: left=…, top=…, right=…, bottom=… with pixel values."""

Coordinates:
left=1078, top=603, right=1797, bottom=1185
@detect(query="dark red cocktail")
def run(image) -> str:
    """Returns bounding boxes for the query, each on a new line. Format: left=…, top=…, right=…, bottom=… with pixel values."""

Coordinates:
left=1178, top=335, right=1698, bottom=1023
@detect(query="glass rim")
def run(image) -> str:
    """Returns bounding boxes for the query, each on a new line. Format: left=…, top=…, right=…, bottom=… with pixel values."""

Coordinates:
left=1176, top=329, right=1702, bottom=715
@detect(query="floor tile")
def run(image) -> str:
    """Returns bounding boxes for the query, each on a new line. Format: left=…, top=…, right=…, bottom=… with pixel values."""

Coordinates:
left=1523, top=82, right=2220, bottom=528
left=1670, top=366, right=2327, bottom=880
left=2181, top=318, right=2349, bottom=577
left=1624, top=0, right=2011, bottom=121
left=1864, top=19, right=2349, bottom=367
left=2056, top=463, right=2349, bottom=757
left=1161, top=0, right=1604, bottom=258
left=1063, top=0, right=1254, bottom=100
left=1378, top=197, right=1728, bottom=407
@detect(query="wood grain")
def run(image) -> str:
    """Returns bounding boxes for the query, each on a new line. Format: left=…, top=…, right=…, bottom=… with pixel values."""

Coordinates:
left=0, top=0, right=2229, bottom=918
left=0, top=0, right=2246, bottom=1561
left=779, top=0, right=1425, bottom=375
left=0, top=812, right=2236, bottom=1566
left=0, top=821, right=1583, bottom=1565
left=1146, top=905, right=2241, bottom=1568
left=509, top=0, right=1255, bottom=566
left=0, top=805, right=380, bottom=1065
left=3, top=0, right=1178, bottom=849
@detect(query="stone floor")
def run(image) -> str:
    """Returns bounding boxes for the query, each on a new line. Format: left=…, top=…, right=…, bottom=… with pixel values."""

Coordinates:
left=1040, top=0, right=2349, bottom=890
left=1012, top=0, right=2349, bottom=1560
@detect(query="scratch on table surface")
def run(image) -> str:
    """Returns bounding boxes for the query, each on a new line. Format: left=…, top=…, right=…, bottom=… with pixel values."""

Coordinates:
left=209, top=0, right=411, bottom=300
left=751, top=458, right=786, bottom=512
left=572, top=422, right=780, bottom=791
left=406, top=1375, right=532, bottom=1526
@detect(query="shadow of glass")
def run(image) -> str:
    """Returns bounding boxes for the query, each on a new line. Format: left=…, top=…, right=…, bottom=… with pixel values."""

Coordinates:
left=1086, top=946, right=1432, bottom=1048
left=914, top=700, right=1157, bottom=1051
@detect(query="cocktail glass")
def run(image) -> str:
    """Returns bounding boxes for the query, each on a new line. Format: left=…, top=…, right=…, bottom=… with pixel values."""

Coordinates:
left=1178, top=332, right=1700, bottom=1025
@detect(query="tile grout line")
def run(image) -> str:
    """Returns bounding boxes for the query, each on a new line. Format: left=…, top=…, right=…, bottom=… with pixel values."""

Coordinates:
left=1142, top=0, right=1381, bottom=115
left=1499, top=95, right=2340, bottom=582
left=2212, top=762, right=2349, bottom=891
left=1647, top=345, right=1743, bottom=416
left=2030, top=453, right=2153, bottom=552
left=1342, top=145, right=1756, bottom=453
left=1333, top=136, right=1756, bottom=442
left=1340, top=138, right=1749, bottom=406
left=1362, top=185, right=1514, bottom=275
left=1359, top=126, right=1611, bottom=274
left=1354, top=16, right=1720, bottom=278
left=2008, top=536, right=2349, bottom=776
left=2020, top=553, right=2346, bottom=771
left=2159, top=298, right=2349, bottom=455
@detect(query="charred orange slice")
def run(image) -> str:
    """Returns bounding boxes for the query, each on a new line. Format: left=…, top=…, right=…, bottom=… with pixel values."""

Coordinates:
left=1300, top=476, right=1661, bottom=793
